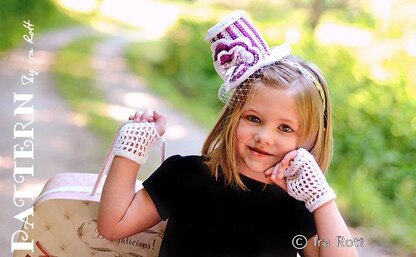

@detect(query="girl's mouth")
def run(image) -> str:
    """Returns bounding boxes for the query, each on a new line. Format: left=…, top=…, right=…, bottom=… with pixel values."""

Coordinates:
left=248, top=146, right=271, bottom=156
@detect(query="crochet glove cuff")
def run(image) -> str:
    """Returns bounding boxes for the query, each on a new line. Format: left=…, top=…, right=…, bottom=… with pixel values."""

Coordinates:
left=113, top=122, right=161, bottom=165
left=284, top=148, right=336, bottom=212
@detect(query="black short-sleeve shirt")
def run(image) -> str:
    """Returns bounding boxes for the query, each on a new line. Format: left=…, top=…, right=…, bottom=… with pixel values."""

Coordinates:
left=143, top=155, right=316, bottom=257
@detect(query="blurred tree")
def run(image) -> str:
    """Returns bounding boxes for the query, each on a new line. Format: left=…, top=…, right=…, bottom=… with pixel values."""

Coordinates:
left=291, top=0, right=368, bottom=29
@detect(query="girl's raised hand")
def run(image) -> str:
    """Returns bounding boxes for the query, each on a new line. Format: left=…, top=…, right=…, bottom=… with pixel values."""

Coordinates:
left=268, top=148, right=336, bottom=212
left=130, top=110, right=167, bottom=137
left=264, top=150, right=298, bottom=191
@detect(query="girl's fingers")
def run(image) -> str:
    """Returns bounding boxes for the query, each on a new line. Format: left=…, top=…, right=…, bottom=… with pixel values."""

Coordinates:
left=266, top=149, right=300, bottom=191
left=153, top=110, right=164, bottom=120
left=271, top=163, right=280, bottom=179
left=141, top=110, right=155, bottom=122
left=277, top=150, right=298, bottom=179
left=131, top=110, right=156, bottom=123
left=129, top=110, right=167, bottom=136
left=133, top=111, right=143, bottom=122
left=265, top=164, right=287, bottom=191
left=153, top=110, right=167, bottom=136
left=264, top=164, right=277, bottom=176
left=153, top=110, right=167, bottom=126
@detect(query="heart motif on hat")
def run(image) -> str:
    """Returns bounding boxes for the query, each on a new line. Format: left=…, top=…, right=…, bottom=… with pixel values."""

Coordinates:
left=212, top=37, right=262, bottom=91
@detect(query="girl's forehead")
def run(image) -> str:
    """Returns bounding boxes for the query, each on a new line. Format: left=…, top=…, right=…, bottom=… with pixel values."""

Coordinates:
left=243, top=86, right=299, bottom=117
left=246, top=85, right=294, bottom=105
left=240, top=85, right=299, bottom=127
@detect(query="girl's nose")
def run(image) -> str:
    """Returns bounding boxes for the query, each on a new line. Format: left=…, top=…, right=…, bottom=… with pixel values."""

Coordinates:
left=254, top=127, right=273, bottom=145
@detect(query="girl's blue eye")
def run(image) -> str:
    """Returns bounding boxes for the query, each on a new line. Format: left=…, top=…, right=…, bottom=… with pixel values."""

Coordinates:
left=279, top=124, right=293, bottom=133
left=247, top=115, right=261, bottom=123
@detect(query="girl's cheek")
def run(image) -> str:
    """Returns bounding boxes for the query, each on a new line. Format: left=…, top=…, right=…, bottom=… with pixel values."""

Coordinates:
left=274, top=140, right=296, bottom=159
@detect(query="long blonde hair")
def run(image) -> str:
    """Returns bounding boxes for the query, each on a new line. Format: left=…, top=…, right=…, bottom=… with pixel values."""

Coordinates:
left=202, top=55, right=332, bottom=189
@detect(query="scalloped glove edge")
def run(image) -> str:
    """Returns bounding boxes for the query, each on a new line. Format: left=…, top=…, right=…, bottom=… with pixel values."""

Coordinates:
left=283, top=148, right=336, bottom=212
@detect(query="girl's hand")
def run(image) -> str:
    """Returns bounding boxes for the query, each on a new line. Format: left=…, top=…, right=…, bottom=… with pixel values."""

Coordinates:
left=264, top=150, right=298, bottom=191
left=130, top=110, right=167, bottom=137
left=270, top=148, right=336, bottom=212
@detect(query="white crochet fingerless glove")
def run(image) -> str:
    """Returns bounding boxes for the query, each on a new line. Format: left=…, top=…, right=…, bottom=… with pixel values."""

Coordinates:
left=113, top=122, right=161, bottom=165
left=284, top=148, right=336, bottom=212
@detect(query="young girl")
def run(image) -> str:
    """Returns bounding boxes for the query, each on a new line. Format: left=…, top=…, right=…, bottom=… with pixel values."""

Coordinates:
left=98, top=12, right=358, bottom=257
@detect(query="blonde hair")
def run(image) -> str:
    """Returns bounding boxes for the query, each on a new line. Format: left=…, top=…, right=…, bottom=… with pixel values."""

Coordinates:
left=202, top=55, right=332, bottom=189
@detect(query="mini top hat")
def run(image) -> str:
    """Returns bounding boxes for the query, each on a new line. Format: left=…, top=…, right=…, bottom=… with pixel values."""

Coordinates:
left=205, top=11, right=291, bottom=104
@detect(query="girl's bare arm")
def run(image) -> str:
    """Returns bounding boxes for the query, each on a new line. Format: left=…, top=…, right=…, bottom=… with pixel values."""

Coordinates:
left=303, top=200, right=359, bottom=257
left=97, top=110, right=166, bottom=240
left=97, top=157, right=161, bottom=240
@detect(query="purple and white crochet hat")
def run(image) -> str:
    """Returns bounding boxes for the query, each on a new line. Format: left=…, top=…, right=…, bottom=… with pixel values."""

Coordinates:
left=205, top=11, right=291, bottom=106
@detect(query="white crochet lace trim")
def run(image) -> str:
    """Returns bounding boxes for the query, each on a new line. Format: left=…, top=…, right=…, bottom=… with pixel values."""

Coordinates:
left=113, top=122, right=161, bottom=165
left=284, top=148, right=336, bottom=212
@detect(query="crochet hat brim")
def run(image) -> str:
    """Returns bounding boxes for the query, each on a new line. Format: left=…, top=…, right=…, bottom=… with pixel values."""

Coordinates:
left=217, top=43, right=292, bottom=104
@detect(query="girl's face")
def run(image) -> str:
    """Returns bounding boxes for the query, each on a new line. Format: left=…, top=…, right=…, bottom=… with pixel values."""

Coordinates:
left=236, top=84, right=300, bottom=183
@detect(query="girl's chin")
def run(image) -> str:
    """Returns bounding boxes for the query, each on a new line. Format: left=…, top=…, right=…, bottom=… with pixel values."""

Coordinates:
left=248, top=161, right=274, bottom=172
left=237, top=158, right=275, bottom=175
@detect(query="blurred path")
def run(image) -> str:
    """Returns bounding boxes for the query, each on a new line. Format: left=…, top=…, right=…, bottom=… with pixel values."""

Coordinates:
left=0, top=26, right=104, bottom=255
